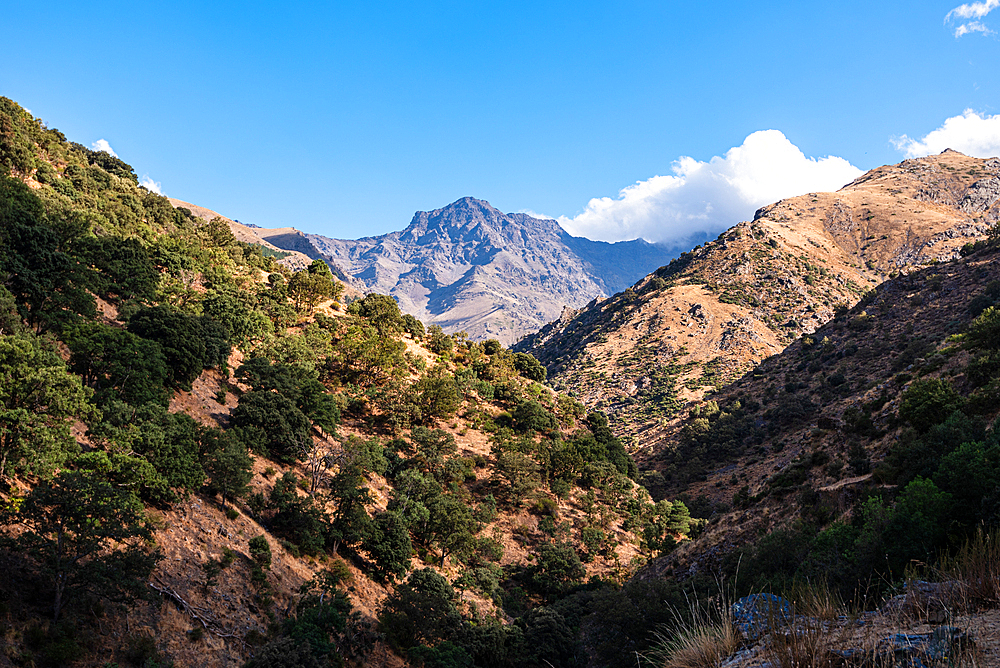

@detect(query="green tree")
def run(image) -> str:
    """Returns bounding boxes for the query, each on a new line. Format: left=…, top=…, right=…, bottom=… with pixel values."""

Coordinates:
left=854, top=478, right=953, bottom=577
left=288, top=260, right=341, bottom=314
left=249, top=535, right=272, bottom=571
left=267, top=473, right=334, bottom=555
left=0, top=332, right=92, bottom=479
left=512, top=352, right=546, bottom=382
left=641, top=500, right=690, bottom=556
left=279, top=569, right=354, bottom=662
left=380, top=569, right=462, bottom=649
left=76, top=235, right=159, bottom=303
left=327, top=458, right=374, bottom=553
left=967, top=306, right=1000, bottom=351
left=203, top=431, right=254, bottom=507
left=402, top=313, right=425, bottom=340
left=936, top=439, right=1000, bottom=527
left=2, top=469, right=161, bottom=621
left=0, top=176, right=96, bottom=330
left=511, top=400, right=557, bottom=434
left=0, top=99, right=36, bottom=175
left=85, top=401, right=207, bottom=501
left=492, top=450, right=541, bottom=506
left=73, top=449, right=173, bottom=507
left=328, top=322, right=407, bottom=388
left=365, top=510, right=413, bottom=582
left=898, top=379, right=963, bottom=433
left=127, top=305, right=230, bottom=389
left=414, top=366, right=460, bottom=424
left=203, top=290, right=273, bottom=348
left=65, top=322, right=170, bottom=406
left=427, top=325, right=454, bottom=355
left=520, top=607, right=582, bottom=668
left=529, top=541, right=586, bottom=599
left=426, top=493, right=477, bottom=563
left=348, top=293, right=404, bottom=335
left=0, top=285, right=23, bottom=336
left=236, top=357, right=339, bottom=435
left=231, top=390, right=312, bottom=464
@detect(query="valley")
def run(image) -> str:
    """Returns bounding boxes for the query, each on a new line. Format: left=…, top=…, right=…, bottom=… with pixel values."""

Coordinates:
left=2, top=93, right=1000, bottom=668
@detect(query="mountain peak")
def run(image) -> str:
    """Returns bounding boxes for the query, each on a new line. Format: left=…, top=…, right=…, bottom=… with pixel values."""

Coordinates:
left=274, top=196, right=677, bottom=343
left=403, top=196, right=564, bottom=241
left=426, top=196, right=507, bottom=222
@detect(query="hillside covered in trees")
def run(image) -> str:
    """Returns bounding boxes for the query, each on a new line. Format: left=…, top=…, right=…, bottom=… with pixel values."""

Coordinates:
left=6, top=94, right=1000, bottom=668
left=0, top=97, right=697, bottom=667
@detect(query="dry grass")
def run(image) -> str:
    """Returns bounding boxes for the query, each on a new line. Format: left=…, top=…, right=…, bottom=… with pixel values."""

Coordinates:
left=646, top=584, right=742, bottom=668
left=786, top=579, right=843, bottom=622
left=762, top=581, right=846, bottom=668
left=652, top=621, right=742, bottom=668
left=941, top=528, right=1000, bottom=611
left=762, top=574, right=992, bottom=668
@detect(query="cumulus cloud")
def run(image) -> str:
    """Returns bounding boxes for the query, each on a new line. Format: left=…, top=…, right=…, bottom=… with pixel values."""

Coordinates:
left=558, top=130, right=863, bottom=244
left=140, top=175, right=163, bottom=195
left=946, top=0, right=998, bottom=36
left=892, top=110, right=1000, bottom=159
left=91, top=139, right=118, bottom=157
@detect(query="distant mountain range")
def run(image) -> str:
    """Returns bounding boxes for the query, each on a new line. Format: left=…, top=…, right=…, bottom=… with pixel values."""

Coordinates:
left=251, top=197, right=685, bottom=343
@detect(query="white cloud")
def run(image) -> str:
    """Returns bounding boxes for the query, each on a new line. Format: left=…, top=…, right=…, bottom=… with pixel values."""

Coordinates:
left=946, top=0, right=998, bottom=36
left=91, top=139, right=118, bottom=157
left=517, top=209, right=555, bottom=220
left=947, top=0, right=999, bottom=20
left=892, top=110, right=1000, bottom=159
left=558, top=130, right=863, bottom=244
left=954, top=20, right=994, bottom=36
left=140, top=175, right=164, bottom=195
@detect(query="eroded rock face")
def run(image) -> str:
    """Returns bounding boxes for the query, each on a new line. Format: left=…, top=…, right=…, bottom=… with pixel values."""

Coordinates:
left=262, top=197, right=681, bottom=344
left=960, top=177, right=1000, bottom=214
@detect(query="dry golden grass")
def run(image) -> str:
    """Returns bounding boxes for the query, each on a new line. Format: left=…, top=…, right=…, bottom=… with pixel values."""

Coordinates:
left=646, top=585, right=742, bottom=668
left=654, top=621, right=741, bottom=668
left=942, top=528, right=1000, bottom=611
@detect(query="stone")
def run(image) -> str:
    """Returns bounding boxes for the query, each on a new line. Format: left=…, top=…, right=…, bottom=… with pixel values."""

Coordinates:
left=731, top=593, right=793, bottom=640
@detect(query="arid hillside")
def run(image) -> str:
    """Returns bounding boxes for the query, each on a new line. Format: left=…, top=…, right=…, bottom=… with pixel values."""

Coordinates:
left=516, top=150, right=999, bottom=446
left=625, top=223, right=1000, bottom=668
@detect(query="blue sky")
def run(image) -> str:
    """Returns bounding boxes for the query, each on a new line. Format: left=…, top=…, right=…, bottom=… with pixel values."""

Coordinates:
left=2, top=1, right=999, bottom=243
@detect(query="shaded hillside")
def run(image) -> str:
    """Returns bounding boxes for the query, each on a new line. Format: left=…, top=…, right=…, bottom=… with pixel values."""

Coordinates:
left=516, top=150, right=999, bottom=445
left=261, top=197, right=679, bottom=344
left=639, top=229, right=1000, bottom=625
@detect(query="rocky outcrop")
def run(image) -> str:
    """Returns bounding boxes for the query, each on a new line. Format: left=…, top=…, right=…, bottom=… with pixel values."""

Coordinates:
left=261, top=197, right=679, bottom=343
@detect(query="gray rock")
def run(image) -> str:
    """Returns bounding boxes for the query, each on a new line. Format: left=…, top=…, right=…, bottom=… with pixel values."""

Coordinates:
left=959, top=177, right=1000, bottom=214
left=731, top=593, right=793, bottom=640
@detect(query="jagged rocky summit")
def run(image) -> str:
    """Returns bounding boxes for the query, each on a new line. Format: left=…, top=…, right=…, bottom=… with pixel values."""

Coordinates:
left=256, top=197, right=681, bottom=344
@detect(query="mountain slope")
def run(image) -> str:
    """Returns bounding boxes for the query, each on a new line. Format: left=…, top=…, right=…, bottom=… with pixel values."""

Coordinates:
left=167, top=198, right=314, bottom=269
left=516, top=150, right=999, bottom=444
left=1, top=96, right=679, bottom=668
left=260, top=197, right=679, bottom=344
left=642, top=229, right=1000, bottom=610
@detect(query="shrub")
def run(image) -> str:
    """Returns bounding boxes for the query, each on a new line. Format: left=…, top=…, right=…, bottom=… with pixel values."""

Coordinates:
left=898, top=379, right=962, bottom=433
left=511, top=400, right=557, bottom=434
left=967, top=306, right=1000, bottom=351
left=380, top=569, right=462, bottom=649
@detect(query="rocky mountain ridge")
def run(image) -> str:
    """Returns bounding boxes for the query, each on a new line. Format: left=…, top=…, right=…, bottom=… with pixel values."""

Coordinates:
left=515, top=150, right=999, bottom=446
left=254, top=197, right=681, bottom=344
